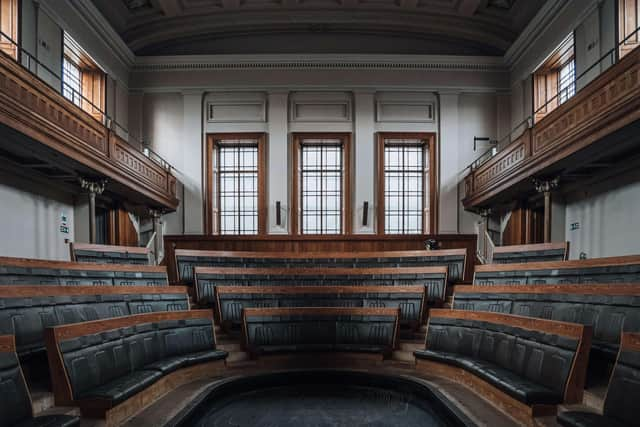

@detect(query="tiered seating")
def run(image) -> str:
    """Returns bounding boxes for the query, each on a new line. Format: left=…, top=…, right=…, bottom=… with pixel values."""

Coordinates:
left=558, top=332, right=640, bottom=427
left=414, top=309, right=592, bottom=425
left=242, top=307, right=399, bottom=358
left=491, top=242, right=569, bottom=264
left=70, top=243, right=150, bottom=265
left=0, top=335, right=80, bottom=427
left=194, top=266, right=447, bottom=306
left=0, top=256, right=168, bottom=286
left=453, top=284, right=640, bottom=361
left=176, top=248, right=466, bottom=284
left=473, top=255, right=640, bottom=285
left=45, top=311, right=227, bottom=426
left=217, top=285, right=424, bottom=329
left=0, top=286, right=189, bottom=357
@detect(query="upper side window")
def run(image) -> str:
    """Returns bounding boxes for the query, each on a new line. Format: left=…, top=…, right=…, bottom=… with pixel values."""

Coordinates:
left=533, top=33, right=575, bottom=123
left=0, top=0, right=18, bottom=59
left=62, top=33, right=106, bottom=122
left=619, top=0, right=640, bottom=58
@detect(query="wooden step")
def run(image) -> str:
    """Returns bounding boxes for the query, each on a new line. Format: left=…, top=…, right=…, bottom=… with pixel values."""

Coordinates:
left=218, top=342, right=242, bottom=352
left=30, top=391, right=55, bottom=414
left=581, top=386, right=606, bottom=411
left=225, top=351, right=251, bottom=363
left=391, top=350, right=416, bottom=363
left=398, top=341, right=422, bottom=352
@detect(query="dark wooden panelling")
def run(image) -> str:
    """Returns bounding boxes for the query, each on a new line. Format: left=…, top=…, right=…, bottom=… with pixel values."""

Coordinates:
left=163, top=234, right=477, bottom=283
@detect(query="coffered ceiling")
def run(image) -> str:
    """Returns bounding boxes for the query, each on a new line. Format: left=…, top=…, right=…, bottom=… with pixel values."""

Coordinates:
left=91, top=0, right=546, bottom=55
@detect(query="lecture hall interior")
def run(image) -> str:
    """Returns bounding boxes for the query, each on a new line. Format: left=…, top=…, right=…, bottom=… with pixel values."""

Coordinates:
left=0, top=0, right=639, bottom=426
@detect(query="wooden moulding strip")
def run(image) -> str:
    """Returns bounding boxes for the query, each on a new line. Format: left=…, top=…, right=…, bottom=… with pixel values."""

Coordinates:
left=71, top=242, right=150, bottom=255
left=194, top=266, right=448, bottom=276
left=175, top=248, right=467, bottom=259
left=0, top=285, right=189, bottom=297
left=474, top=254, right=640, bottom=273
left=0, top=255, right=167, bottom=273
left=454, top=284, right=640, bottom=295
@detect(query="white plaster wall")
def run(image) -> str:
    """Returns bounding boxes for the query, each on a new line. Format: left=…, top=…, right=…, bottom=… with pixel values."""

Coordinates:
left=0, top=177, right=74, bottom=261
left=564, top=172, right=640, bottom=259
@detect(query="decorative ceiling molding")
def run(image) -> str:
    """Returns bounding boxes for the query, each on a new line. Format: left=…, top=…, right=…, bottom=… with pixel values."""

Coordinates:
left=132, top=54, right=507, bottom=72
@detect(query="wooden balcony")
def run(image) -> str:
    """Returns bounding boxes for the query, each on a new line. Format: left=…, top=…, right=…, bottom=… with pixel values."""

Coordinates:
left=463, top=46, right=640, bottom=209
left=0, top=51, right=178, bottom=210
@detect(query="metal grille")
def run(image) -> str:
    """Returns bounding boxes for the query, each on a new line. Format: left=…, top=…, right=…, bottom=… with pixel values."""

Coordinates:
left=62, top=57, right=82, bottom=107
left=300, top=140, right=343, bottom=234
left=558, top=59, right=575, bottom=104
left=218, top=141, right=259, bottom=234
left=384, top=139, right=427, bottom=234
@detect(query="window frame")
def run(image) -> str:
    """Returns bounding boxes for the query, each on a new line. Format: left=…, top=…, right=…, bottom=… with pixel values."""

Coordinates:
left=532, top=32, right=575, bottom=123
left=205, top=133, right=267, bottom=235
left=376, top=132, right=437, bottom=235
left=291, top=132, right=352, bottom=235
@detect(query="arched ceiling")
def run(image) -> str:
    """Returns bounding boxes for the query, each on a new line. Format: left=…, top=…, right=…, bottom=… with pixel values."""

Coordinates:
left=91, top=0, right=546, bottom=55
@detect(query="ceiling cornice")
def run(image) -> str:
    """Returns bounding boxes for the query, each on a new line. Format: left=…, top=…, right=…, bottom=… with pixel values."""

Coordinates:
left=45, top=0, right=135, bottom=70
left=503, top=0, right=600, bottom=69
left=131, top=54, right=507, bottom=72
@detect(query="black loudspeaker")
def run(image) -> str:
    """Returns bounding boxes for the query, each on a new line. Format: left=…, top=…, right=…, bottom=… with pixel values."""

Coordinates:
left=362, top=201, right=369, bottom=226
left=276, top=201, right=281, bottom=226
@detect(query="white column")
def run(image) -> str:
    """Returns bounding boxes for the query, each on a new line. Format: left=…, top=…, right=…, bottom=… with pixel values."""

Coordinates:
left=267, top=92, right=289, bottom=234
left=438, top=92, right=460, bottom=234
left=182, top=90, right=204, bottom=234
left=353, top=91, right=375, bottom=234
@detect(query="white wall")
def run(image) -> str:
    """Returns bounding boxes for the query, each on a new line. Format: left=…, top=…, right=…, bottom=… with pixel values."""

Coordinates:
left=564, top=171, right=640, bottom=259
left=0, top=175, right=74, bottom=261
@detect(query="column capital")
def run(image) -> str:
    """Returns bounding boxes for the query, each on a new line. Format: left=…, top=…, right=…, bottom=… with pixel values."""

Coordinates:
left=533, top=177, right=559, bottom=193
left=79, top=178, right=107, bottom=195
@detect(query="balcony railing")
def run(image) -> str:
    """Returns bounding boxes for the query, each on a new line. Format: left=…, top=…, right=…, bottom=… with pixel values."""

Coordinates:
left=463, top=27, right=640, bottom=208
left=468, top=27, right=640, bottom=174
left=0, top=31, right=178, bottom=209
left=0, top=30, right=173, bottom=173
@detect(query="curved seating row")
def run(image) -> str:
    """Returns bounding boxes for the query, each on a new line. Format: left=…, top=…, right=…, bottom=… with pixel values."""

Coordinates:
left=558, top=332, right=640, bottom=427
left=452, top=284, right=640, bottom=361
left=194, top=266, right=448, bottom=306
left=0, top=256, right=168, bottom=286
left=0, top=335, right=80, bottom=427
left=45, top=311, right=227, bottom=426
left=176, top=248, right=466, bottom=284
left=70, top=243, right=150, bottom=265
left=242, top=307, right=399, bottom=358
left=217, top=285, right=424, bottom=329
left=473, top=255, right=640, bottom=285
left=414, top=309, right=591, bottom=426
left=0, top=286, right=189, bottom=356
left=491, top=242, right=569, bottom=264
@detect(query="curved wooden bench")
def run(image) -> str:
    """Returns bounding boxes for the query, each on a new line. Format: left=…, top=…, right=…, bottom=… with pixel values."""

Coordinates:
left=0, top=285, right=189, bottom=356
left=492, top=242, right=569, bottom=264
left=473, top=255, right=640, bottom=286
left=217, top=285, right=424, bottom=329
left=558, top=332, right=640, bottom=427
left=176, top=248, right=466, bottom=284
left=194, top=266, right=447, bottom=307
left=0, top=335, right=80, bottom=427
left=0, top=256, right=168, bottom=286
left=70, top=243, right=150, bottom=265
left=44, top=310, right=227, bottom=427
left=242, top=307, right=399, bottom=359
left=453, top=284, right=640, bottom=362
left=414, top=309, right=592, bottom=426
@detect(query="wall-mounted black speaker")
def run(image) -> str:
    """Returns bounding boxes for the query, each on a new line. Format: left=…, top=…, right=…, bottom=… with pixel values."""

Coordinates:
left=276, top=201, right=281, bottom=226
left=362, top=201, right=369, bottom=226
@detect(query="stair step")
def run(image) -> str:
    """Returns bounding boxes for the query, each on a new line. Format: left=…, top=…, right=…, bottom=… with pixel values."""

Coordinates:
left=30, top=391, right=55, bottom=414
left=391, top=350, right=416, bottom=363
left=398, top=341, right=422, bottom=352
left=442, top=303, right=452, bottom=309
left=582, top=386, right=606, bottom=411
left=226, top=352, right=251, bottom=363
left=218, top=343, right=242, bottom=352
